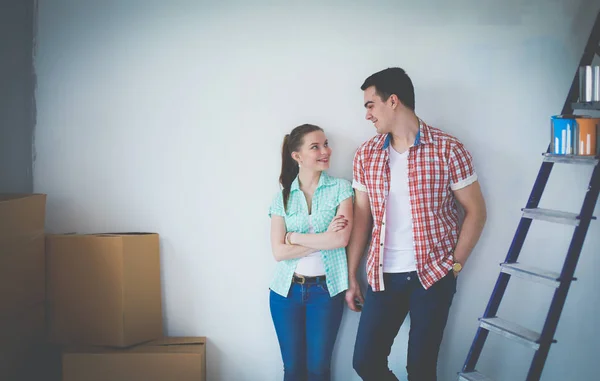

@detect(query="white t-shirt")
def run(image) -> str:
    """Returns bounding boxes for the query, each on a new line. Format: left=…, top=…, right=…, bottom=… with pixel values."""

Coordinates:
left=294, top=215, right=326, bottom=276
left=382, top=147, right=417, bottom=273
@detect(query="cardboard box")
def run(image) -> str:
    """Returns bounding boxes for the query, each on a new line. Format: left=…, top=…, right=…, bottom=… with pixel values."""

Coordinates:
left=0, top=303, right=46, bottom=380
left=0, top=194, right=46, bottom=316
left=62, top=337, right=206, bottom=381
left=47, top=233, right=163, bottom=347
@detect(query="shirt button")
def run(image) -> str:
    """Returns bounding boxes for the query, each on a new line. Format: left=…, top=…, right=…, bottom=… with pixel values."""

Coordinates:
left=379, top=264, right=383, bottom=267
left=380, top=243, right=384, bottom=246
left=407, top=276, right=411, bottom=280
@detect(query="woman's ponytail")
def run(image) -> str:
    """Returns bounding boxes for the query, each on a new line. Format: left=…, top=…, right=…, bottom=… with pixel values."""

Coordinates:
left=280, top=134, right=299, bottom=213
left=278, top=124, right=323, bottom=212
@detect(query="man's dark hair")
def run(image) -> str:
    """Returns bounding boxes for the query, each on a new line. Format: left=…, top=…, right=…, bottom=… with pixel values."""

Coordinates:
left=361, top=67, right=415, bottom=111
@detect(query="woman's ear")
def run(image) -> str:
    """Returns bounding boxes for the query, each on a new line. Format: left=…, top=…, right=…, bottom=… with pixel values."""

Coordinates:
left=291, top=152, right=301, bottom=164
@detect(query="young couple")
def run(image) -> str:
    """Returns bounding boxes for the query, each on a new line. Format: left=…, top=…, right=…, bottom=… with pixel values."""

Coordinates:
left=268, top=67, right=487, bottom=381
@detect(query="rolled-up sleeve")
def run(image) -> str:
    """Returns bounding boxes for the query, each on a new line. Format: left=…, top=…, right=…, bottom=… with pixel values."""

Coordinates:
left=448, top=143, right=478, bottom=191
left=352, top=149, right=368, bottom=192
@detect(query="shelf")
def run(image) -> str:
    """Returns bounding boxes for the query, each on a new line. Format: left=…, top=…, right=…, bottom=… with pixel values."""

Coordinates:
left=572, top=101, right=600, bottom=111
left=543, top=153, right=599, bottom=165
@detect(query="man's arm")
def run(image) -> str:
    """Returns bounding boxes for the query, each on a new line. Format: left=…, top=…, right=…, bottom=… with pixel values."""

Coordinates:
left=452, top=181, right=487, bottom=271
left=345, top=190, right=372, bottom=311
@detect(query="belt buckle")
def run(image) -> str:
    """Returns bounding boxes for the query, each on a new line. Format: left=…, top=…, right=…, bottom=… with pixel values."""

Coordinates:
left=295, top=274, right=306, bottom=285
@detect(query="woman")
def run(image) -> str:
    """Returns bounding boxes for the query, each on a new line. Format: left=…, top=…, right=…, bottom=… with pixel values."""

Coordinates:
left=268, top=123, right=354, bottom=381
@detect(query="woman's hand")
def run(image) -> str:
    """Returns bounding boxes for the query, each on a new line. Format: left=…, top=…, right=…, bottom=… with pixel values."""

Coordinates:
left=327, top=215, right=348, bottom=233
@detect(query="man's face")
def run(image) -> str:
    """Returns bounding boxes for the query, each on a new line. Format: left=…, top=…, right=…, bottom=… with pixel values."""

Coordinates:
left=363, top=86, right=394, bottom=134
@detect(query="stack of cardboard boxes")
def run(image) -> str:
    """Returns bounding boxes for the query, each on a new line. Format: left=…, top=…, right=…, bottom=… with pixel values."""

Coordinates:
left=0, top=194, right=207, bottom=381
left=0, top=194, right=47, bottom=380
left=47, top=232, right=207, bottom=381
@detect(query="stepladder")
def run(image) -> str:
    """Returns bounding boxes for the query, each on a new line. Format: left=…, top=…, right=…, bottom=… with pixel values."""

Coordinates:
left=458, top=10, right=600, bottom=381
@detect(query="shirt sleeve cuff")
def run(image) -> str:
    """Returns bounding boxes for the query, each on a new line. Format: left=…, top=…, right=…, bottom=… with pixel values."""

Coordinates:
left=450, top=173, right=478, bottom=191
left=352, top=180, right=367, bottom=192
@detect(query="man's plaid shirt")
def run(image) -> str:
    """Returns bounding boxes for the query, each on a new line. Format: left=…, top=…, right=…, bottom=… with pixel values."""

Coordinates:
left=352, top=119, right=478, bottom=291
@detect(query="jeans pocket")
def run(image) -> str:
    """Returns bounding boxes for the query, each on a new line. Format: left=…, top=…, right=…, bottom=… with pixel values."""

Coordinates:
left=270, top=288, right=290, bottom=301
left=316, top=282, right=329, bottom=294
left=449, top=270, right=458, bottom=294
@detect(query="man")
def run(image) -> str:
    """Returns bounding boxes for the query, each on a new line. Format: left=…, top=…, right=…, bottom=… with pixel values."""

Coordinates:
left=346, top=67, right=487, bottom=381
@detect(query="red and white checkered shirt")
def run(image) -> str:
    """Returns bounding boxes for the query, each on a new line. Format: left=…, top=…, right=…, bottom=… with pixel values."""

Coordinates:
left=352, top=119, right=478, bottom=291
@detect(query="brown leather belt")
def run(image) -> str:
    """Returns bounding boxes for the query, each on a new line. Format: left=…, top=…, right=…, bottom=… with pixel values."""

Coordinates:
left=292, top=274, right=326, bottom=285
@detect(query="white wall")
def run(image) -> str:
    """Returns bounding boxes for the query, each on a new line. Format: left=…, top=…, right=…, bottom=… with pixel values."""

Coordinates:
left=34, top=1, right=600, bottom=380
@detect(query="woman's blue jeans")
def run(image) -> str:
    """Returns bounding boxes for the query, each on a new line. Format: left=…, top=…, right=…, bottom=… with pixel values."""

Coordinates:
left=270, top=280, right=344, bottom=381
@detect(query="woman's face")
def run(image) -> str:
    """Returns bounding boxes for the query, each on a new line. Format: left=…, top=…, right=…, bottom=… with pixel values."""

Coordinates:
left=293, top=130, right=331, bottom=171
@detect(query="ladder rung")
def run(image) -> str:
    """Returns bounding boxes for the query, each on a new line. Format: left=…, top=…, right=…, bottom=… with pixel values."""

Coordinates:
left=543, top=153, right=599, bottom=165
left=458, top=371, right=495, bottom=381
left=521, top=208, right=596, bottom=226
left=500, top=263, right=562, bottom=288
left=479, top=317, right=541, bottom=350
left=572, top=101, right=600, bottom=110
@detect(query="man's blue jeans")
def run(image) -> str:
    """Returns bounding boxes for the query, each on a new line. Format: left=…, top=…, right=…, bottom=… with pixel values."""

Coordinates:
left=353, top=271, right=457, bottom=381
left=270, top=281, right=344, bottom=381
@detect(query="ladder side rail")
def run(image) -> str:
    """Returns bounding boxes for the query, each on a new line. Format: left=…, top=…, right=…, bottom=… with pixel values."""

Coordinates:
left=527, top=165, right=600, bottom=381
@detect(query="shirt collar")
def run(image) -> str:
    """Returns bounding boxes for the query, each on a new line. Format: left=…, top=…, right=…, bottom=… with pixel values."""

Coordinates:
left=381, top=118, right=432, bottom=150
left=290, top=171, right=335, bottom=192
